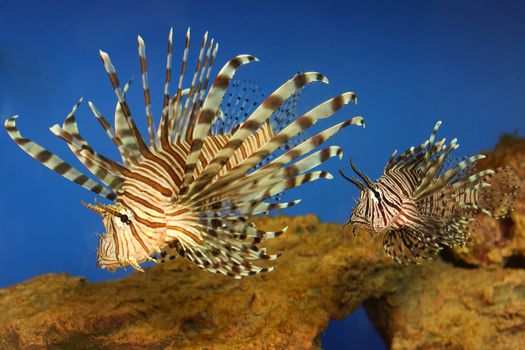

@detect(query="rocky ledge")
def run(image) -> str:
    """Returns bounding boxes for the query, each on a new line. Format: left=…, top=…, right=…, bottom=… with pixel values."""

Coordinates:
left=0, top=214, right=404, bottom=349
left=1, top=134, right=523, bottom=349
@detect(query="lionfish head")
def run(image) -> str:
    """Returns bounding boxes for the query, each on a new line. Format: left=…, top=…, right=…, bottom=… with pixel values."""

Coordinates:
left=341, top=159, right=383, bottom=235
left=349, top=189, right=377, bottom=232
left=82, top=201, right=157, bottom=272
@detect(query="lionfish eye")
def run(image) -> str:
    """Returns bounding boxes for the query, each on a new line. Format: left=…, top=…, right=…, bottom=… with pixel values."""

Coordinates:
left=120, top=214, right=130, bottom=224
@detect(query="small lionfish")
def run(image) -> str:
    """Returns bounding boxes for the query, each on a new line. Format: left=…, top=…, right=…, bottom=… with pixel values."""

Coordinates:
left=341, top=121, right=520, bottom=264
left=5, top=28, right=364, bottom=278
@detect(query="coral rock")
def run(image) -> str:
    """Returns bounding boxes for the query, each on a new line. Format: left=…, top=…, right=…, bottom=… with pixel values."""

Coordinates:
left=364, top=261, right=525, bottom=350
left=0, top=215, right=401, bottom=349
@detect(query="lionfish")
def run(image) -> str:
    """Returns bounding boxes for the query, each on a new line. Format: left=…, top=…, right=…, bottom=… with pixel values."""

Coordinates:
left=5, top=28, right=364, bottom=278
left=340, top=121, right=520, bottom=264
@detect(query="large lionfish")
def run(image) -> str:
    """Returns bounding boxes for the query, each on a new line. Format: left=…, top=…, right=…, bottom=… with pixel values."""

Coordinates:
left=341, top=121, right=520, bottom=264
left=5, top=28, right=364, bottom=278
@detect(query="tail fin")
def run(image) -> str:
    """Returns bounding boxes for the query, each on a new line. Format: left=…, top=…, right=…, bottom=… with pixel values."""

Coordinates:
left=478, top=166, right=521, bottom=218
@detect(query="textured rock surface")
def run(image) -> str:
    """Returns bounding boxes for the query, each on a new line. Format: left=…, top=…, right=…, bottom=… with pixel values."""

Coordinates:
left=0, top=215, right=402, bottom=349
left=365, top=261, right=525, bottom=350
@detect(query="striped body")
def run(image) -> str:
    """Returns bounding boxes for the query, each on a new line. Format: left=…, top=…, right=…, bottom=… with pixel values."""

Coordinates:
left=99, top=124, right=276, bottom=271
left=5, top=28, right=364, bottom=277
left=343, top=121, right=520, bottom=264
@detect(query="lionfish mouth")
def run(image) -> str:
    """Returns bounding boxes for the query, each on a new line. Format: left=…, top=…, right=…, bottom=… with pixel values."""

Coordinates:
left=97, top=256, right=148, bottom=272
left=99, top=265, right=116, bottom=272
left=96, top=259, right=118, bottom=272
left=343, top=215, right=361, bottom=236
left=348, top=215, right=381, bottom=237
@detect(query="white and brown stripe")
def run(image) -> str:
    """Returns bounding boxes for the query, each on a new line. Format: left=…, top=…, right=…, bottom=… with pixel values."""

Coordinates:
left=137, top=35, right=155, bottom=147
